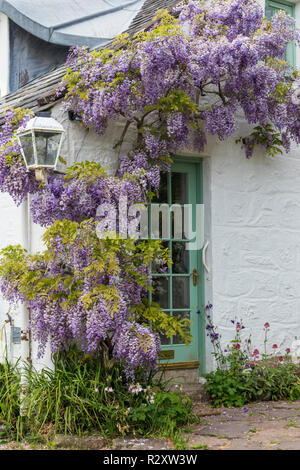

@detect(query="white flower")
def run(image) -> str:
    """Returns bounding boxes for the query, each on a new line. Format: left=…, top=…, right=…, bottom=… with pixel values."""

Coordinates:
left=149, top=395, right=155, bottom=404
left=104, top=386, right=114, bottom=393
left=129, top=382, right=143, bottom=394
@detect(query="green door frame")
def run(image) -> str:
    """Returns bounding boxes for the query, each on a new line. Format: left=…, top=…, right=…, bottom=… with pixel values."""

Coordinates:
left=176, top=157, right=206, bottom=376
left=150, top=157, right=206, bottom=375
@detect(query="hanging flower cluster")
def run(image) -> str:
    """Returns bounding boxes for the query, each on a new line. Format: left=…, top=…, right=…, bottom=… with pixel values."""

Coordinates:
left=0, top=218, right=189, bottom=379
left=0, top=0, right=300, bottom=377
left=0, top=107, right=38, bottom=204
left=30, top=161, right=144, bottom=226
left=1, top=0, right=300, bottom=210
left=61, top=0, right=300, bottom=167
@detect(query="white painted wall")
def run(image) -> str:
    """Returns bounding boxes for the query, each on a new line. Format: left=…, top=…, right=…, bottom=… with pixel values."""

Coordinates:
left=203, top=133, right=300, bottom=369
left=203, top=0, right=300, bottom=370
left=0, top=196, right=24, bottom=364
left=0, top=12, right=9, bottom=98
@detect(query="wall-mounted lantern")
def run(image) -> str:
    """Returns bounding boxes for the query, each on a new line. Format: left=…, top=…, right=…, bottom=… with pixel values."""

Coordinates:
left=17, top=112, right=65, bottom=182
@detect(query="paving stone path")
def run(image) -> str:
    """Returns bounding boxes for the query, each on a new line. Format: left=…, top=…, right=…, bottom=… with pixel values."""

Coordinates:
left=2, top=400, right=300, bottom=450
left=186, top=400, right=300, bottom=450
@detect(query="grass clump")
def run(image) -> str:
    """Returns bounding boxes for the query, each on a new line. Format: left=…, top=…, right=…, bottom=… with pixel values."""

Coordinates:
left=0, top=349, right=197, bottom=444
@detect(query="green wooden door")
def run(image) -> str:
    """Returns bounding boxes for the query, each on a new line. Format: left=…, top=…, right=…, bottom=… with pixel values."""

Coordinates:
left=149, top=161, right=203, bottom=366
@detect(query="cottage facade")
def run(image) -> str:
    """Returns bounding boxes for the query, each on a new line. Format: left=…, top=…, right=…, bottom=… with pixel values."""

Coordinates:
left=0, top=0, right=299, bottom=383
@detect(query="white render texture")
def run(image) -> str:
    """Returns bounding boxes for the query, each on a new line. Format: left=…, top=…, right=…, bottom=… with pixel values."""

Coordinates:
left=203, top=130, right=300, bottom=370
left=0, top=12, right=9, bottom=98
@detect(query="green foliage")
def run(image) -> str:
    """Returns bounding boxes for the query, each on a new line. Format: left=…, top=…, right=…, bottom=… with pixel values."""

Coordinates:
left=0, top=351, right=196, bottom=442
left=64, top=161, right=108, bottom=183
left=204, top=369, right=248, bottom=407
left=205, top=361, right=300, bottom=408
left=236, top=124, right=284, bottom=158
left=242, top=361, right=300, bottom=402
left=145, top=89, right=198, bottom=120
left=129, top=392, right=194, bottom=435
left=204, top=314, right=300, bottom=407
left=133, top=298, right=192, bottom=345
left=0, top=107, right=33, bottom=166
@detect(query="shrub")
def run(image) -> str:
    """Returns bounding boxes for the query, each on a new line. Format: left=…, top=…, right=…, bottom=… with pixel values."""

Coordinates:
left=205, top=362, right=300, bottom=408
left=243, top=361, right=300, bottom=402
left=204, top=369, right=248, bottom=407
left=203, top=306, right=300, bottom=407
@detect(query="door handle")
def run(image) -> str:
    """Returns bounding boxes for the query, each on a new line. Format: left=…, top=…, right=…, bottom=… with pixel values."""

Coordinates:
left=202, top=241, right=210, bottom=281
left=192, top=269, right=199, bottom=286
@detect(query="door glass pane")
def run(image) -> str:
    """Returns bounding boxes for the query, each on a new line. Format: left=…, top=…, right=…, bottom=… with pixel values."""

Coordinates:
left=152, top=241, right=170, bottom=274
left=172, top=172, right=188, bottom=204
left=171, top=207, right=184, bottom=239
left=172, top=242, right=189, bottom=273
left=152, top=171, right=168, bottom=203
left=152, top=276, right=170, bottom=309
left=173, top=311, right=190, bottom=344
left=173, top=277, right=189, bottom=309
left=160, top=328, right=171, bottom=345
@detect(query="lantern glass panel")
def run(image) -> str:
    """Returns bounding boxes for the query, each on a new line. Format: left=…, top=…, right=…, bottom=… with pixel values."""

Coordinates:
left=34, top=131, right=61, bottom=167
left=19, top=134, right=35, bottom=167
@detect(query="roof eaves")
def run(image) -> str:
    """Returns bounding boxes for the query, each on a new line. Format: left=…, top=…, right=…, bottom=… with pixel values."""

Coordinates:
left=0, top=0, right=181, bottom=118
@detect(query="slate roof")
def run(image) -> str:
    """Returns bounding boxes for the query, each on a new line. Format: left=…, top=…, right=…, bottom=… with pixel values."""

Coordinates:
left=126, top=0, right=180, bottom=36
left=0, top=0, right=180, bottom=117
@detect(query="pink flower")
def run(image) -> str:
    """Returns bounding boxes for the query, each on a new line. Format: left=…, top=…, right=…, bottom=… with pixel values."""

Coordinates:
left=264, top=322, right=270, bottom=329
left=285, top=348, right=291, bottom=354
left=252, top=349, right=259, bottom=357
left=235, top=343, right=240, bottom=349
left=272, top=344, right=278, bottom=349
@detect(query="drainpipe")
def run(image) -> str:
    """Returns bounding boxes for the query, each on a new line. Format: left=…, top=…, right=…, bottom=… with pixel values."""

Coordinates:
left=20, top=195, right=31, bottom=412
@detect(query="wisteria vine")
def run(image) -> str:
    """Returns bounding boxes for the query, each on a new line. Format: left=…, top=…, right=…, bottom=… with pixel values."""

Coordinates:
left=0, top=0, right=300, bottom=378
